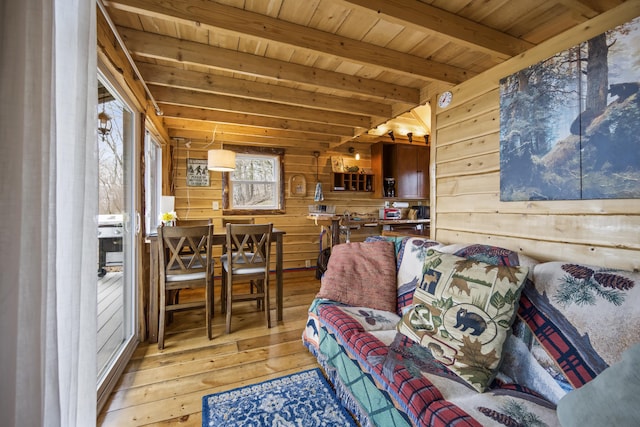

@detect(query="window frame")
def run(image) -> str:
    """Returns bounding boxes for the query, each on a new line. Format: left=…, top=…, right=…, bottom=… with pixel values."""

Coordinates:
left=143, top=130, right=163, bottom=237
left=222, top=145, right=285, bottom=215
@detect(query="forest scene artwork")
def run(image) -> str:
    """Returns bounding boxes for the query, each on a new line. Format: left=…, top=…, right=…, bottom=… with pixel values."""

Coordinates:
left=499, top=16, right=640, bottom=201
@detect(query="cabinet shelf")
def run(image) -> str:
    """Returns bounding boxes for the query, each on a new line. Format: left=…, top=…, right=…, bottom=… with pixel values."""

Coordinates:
left=332, top=172, right=374, bottom=192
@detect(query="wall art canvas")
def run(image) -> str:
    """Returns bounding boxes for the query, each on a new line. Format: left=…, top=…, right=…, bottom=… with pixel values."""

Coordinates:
left=186, top=158, right=209, bottom=187
left=499, top=16, right=640, bottom=201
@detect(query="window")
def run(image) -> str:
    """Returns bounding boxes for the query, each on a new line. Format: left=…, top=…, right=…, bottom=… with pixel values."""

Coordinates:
left=144, top=130, right=162, bottom=235
left=222, top=146, right=285, bottom=215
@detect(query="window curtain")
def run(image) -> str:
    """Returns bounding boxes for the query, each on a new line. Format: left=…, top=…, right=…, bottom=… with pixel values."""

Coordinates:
left=0, top=0, right=98, bottom=426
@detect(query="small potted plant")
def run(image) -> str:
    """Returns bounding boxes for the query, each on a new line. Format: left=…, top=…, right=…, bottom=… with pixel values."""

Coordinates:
left=159, top=211, right=178, bottom=226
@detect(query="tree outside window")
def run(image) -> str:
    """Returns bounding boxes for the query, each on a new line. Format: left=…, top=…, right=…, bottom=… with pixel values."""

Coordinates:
left=222, top=146, right=285, bottom=215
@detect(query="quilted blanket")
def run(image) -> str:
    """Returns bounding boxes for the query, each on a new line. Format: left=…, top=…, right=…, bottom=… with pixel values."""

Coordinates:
left=304, top=299, right=558, bottom=427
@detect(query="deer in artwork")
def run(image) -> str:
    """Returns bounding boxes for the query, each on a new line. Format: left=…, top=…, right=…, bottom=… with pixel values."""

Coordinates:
left=450, top=277, right=471, bottom=296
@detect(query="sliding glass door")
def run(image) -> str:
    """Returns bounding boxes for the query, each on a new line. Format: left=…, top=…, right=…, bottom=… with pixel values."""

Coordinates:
left=97, top=75, right=138, bottom=408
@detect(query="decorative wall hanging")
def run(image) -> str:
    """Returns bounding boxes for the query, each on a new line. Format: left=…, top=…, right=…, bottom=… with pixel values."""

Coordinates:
left=331, top=156, right=344, bottom=172
left=289, top=174, right=307, bottom=197
left=186, top=158, right=209, bottom=187
left=499, top=16, right=640, bottom=201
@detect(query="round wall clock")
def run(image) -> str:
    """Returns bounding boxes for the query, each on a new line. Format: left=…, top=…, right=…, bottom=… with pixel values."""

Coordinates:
left=438, top=91, right=453, bottom=108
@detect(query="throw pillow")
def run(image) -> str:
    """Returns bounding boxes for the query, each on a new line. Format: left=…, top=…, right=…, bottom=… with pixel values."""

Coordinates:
left=317, top=241, right=397, bottom=312
left=557, top=343, right=640, bottom=427
left=397, top=249, right=529, bottom=392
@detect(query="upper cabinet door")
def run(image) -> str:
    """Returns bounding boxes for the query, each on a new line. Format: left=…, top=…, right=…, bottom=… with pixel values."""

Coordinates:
left=396, top=144, right=429, bottom=199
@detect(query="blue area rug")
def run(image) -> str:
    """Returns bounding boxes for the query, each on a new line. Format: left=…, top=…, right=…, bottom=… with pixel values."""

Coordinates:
left=202, top=368, right=357, bottom=426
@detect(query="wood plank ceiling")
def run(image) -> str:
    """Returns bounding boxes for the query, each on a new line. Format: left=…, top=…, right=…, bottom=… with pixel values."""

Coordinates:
left=101, top=0, right=624, bottom=149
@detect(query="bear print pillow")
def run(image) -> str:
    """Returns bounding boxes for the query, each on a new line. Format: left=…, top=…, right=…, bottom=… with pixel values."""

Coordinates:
left=397, top=249, right=529, bottom=392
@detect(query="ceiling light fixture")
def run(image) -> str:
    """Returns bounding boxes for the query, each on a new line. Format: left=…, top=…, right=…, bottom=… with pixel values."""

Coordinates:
left=388, top=130, right=395, bottom=142
left=207, top=130, right=236, bottom=172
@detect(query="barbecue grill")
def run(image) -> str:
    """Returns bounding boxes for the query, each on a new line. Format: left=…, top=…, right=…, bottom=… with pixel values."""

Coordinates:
left=98, top=214, right=123, bottom=277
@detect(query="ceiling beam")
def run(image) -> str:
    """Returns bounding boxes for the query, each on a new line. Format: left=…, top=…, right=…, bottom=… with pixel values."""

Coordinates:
left=106, top=0, right=473, bottom=83
left=159, top=104, right=356, bottom=137
left=151, top=85, right=372, bottom=128
left=162, top=118, right=342, bottom=143
left=167, top=128, right=329, bottom=149
left=341, top=0, right=534, bottom=60
left=119, top=27, right=420, bottom=104
left=137, top=62, right=393, bottom=117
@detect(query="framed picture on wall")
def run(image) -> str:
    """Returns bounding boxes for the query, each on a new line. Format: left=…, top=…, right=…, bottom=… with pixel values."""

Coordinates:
left=499, top=16, right=640, bottom=201
left=331, top=156, right=344, bottom=172
left=186, top=158, right=209, bottom=187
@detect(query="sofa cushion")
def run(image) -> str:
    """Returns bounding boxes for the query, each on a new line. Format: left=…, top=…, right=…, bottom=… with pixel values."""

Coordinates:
left=317, top=240, right=397, bottom=312
left=398, top=249, right=529, bottom=392
left=557, top=343, right=640, bottom=427
left=525, top=261, right=640, bottom=388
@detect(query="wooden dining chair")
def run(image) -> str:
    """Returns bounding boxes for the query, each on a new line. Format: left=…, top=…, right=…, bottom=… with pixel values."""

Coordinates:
left=221, top=223, right=273, bottom=334
left=220, top=217, right=258, bottom=306
left=157, top=224, right=214, bottom=349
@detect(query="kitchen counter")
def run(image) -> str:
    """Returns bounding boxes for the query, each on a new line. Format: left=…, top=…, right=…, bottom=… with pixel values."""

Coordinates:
left=307, top=215, right=430, bottom=247
left=378, top=219, right=431, bottom=225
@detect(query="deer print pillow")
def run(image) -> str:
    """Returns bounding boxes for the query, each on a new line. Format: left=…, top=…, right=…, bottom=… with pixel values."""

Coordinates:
left=397, top=249, right=529, bottom=392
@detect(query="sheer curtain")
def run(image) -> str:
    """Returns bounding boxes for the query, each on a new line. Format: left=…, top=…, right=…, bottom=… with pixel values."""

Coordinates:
left=0, top=0, right=98, bottom=426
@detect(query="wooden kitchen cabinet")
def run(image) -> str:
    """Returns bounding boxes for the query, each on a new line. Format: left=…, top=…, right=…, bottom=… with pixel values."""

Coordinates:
left=396, top=144, right=429, bottom=199
left=372, top=142, right=429, bottom=199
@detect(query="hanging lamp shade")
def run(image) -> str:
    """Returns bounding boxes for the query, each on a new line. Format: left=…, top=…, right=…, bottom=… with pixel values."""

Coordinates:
left=207, top=149, right=236, bottom=172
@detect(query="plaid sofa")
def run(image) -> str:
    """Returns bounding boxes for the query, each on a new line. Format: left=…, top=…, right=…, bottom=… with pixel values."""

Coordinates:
left=302, top=236, right=640, bottom=427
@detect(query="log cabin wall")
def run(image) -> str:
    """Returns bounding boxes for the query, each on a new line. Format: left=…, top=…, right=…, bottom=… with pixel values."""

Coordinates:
left=431, top=4, right=640, bottom=272
left=172, top=142, right=393, bottom=271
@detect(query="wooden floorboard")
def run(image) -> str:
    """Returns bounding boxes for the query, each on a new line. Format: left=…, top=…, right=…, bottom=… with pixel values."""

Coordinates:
left=97, top=269, right=321, bottom=426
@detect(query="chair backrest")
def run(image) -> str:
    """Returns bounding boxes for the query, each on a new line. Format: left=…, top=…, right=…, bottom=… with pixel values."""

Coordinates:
left=225, top=223, right=272, bottom=272
left=223, top=217, right=256, bottom=252
left=222, top=217, right=255, bottom=227
left=158, top=225, right=213, bottom=277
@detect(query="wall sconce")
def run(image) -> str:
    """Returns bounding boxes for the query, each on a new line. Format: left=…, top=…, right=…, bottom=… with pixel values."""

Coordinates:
left=407, top=132, right=413, bottom=143
left=348, top=146, right=360, bottom=160
left=388, top=130, right=395, bottom=141
left=424, top=134, right=430, bottom=145
left=97, top=110, right=112, bottom=141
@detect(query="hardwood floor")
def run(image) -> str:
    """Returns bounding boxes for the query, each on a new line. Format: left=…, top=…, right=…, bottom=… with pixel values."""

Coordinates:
left=97, top=270, right=321, bottom=426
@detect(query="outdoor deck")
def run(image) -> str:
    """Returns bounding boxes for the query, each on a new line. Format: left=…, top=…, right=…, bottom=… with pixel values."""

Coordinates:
left=98, top=271, right=124, bottom=376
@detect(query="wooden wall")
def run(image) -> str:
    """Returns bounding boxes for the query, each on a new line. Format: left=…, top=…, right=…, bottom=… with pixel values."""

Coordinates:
left=431, top=2, right=640, bottom=272
left=171, top=141, right=395, bottom=271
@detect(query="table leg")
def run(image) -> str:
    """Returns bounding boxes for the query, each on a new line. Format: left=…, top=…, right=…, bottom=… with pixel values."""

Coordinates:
left=276, top=233, right=284, bottom=321
left=331, top=218, right=341, bottom=247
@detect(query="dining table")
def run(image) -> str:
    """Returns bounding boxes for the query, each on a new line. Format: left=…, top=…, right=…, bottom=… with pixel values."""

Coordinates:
left=147, top=226, right=286, bottom=343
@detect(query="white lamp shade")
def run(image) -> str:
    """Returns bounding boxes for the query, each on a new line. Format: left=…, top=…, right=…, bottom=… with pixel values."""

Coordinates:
left=160, top=195, right=175, bottom=213
left=207, top=149, right=236, bottom=172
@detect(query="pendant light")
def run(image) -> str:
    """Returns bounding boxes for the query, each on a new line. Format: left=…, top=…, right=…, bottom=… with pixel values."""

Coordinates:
left=207, top=129, right=236, bottom=172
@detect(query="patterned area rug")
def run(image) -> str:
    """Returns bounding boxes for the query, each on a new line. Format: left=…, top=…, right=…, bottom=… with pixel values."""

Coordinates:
left=202, top=368, right=357, bottom=427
